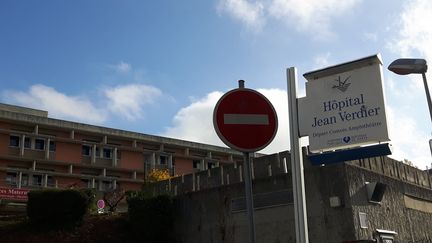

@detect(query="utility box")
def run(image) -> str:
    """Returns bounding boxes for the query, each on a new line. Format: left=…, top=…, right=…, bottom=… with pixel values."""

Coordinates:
left=375, top=229, right=397, bottom=243
left=366, top=182, right=387, bottom=203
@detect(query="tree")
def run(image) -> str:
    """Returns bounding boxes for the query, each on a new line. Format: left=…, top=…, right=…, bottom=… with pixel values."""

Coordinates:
left=103, top=187, right=125, bottom=212
left=146, top=168, right=171, bottom=183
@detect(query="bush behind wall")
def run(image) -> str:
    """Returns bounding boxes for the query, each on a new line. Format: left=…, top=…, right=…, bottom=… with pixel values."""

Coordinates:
left=127, top=192, right=175, bottom=242
left=27, top=189, right=94, bottom=226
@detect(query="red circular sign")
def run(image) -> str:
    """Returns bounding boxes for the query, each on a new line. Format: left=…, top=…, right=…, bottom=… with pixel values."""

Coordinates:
left=213, top=88, right=278, bottom=152
left=97, top=199, right=105, bottom=209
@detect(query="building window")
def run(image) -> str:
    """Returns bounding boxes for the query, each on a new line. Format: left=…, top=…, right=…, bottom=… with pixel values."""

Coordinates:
left=103, top=148, right=112, bottom=159
left=47, top=176, right=55, bottom=187
left=144, top=154, right=152, bottom=164
left=193, top=160, right=201, bottom=169
left=207, top=161, right=216, bottom=169
left=35, top=139, right=45, bottom=150
left=6, top=172, right=17, bottom=186
left=9, top=135, right=20, bottom=147
left=32, top=174, right=43, bottom=187
left=160, top=155, right=167, bottom=165
left=24, top=137, right=31, bottom=148
left=6, top=172, right=30, bottom=187
left=82, top=145, right=92, bottom=156
left=21, top=174, right=29, bottom=187
left=101, top=180, right=113, bottom=191
left=81, top=179, right=93, bottom=188
left=49, top=141, right=56, bottom=152
left=10, top=136, right=53, bottom=151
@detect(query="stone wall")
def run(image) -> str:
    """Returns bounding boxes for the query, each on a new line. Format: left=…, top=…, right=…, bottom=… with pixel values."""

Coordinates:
left=143, top=152, right=432, bottom=242
left=173, top=174, right=295, bottom=243
left=348, top=156, right=432, bottom=189
left=345, top=164, right=432, bottom=242
left=144, top=152, right=432, bottom=197
left=144, top=152, right=290, bottom=196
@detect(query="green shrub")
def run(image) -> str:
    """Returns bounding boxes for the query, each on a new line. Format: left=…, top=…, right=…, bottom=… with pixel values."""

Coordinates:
left=27, top=189, right=92, bottom=226
left=127, top=192, right=174, bottom=242
left=81, top=188, right=97, bottom=213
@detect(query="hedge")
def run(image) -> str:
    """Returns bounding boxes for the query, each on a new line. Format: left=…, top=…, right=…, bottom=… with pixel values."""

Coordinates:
left=127, top=192, right=174, bottom=242
left=27, top=189, right=94, bottom=225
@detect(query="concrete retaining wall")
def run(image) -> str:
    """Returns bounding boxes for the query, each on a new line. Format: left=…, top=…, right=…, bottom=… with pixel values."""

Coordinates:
left=144, top=153, right=432, bottom=197
left=143, top=152, right=432, bottom=242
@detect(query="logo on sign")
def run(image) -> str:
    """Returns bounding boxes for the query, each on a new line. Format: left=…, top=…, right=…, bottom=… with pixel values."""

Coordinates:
left=343, top=136, right=351, bottom=143
left=332, top=75, right=351, bottom=92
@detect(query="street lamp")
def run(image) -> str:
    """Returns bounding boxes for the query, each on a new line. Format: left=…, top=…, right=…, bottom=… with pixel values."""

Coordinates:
left=388, top=58, right=432, bottom=160
left=388, top=58, right=431, bottom=122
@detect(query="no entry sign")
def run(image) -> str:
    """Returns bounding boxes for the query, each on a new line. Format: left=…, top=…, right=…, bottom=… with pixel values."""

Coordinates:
left=213, top=88, right=278, bottom=152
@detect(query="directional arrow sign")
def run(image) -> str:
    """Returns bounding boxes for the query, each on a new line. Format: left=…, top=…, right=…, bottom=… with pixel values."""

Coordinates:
left=213, top=88, right=278, bottom=152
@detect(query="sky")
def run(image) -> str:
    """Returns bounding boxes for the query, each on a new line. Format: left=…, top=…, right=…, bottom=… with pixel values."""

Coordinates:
left=1, top=0, right=432, bottom=169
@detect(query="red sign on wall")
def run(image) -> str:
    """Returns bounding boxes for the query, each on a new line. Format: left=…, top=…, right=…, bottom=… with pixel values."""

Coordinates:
left=0, top=187, right=29, bottom=201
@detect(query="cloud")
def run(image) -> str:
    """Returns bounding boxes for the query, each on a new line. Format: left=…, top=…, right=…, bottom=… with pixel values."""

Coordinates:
left=104, top=84, right=162, bottom=121
left=384, top=0, right=432, bottom=169
left=313, top=52, right=332, bottom=68
left=268, top=0, right=360, bottom=39
left=217, top=0, right=360, bottom=38
left=385, top=75, right=424, bottom=101
left=2, top=84, right=107, bottom=123
left=257, top=88, right=290, bottom=153
left=162, top=91, right=225, bottom=146
left=387, top=0, right=432, bottom=60
left=217, top=0, right=265, bottom=31
left=162, top=88, right=290, bottom=154
left=163, top=87, right=430, bottom=169
left=386, top=106, right=430, bottom=169
left=363, top=32, right=378, bottom=42
left=110, top=61, right=132, bottom=73
left=2, top=83, right=163, bottom=123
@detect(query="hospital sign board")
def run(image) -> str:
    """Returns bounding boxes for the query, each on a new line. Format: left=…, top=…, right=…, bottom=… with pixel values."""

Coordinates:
left=299, top=54, right=390, bottom=152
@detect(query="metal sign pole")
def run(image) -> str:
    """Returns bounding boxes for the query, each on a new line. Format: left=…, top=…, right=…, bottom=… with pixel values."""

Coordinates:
left=243, top=152, right=256, bottom=243
left=214, top=80, right=277, bottom=243
left=421, top=73, right=432, bottom=123
left=287, top=67, right=309, bottom=243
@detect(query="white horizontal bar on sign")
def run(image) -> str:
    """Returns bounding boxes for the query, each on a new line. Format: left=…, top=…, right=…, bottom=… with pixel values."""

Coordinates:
left=224, top=114, right=269, bottom=125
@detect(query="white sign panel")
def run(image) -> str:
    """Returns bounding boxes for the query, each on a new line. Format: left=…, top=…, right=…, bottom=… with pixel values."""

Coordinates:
left=299, top=54, right=389, bottom=152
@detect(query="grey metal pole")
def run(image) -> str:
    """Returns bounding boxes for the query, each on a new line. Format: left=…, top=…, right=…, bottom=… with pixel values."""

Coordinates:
left=287, top=67, right=309, bottom=243
left=238, top=79, right=256, bottom=243
left=421, top=73, right=432, bottom=123
left=429, top=139, right=432, bottom=158
left=243, top=152, right=256, bottom=243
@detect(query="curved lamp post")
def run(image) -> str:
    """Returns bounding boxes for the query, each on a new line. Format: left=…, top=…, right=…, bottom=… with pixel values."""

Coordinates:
left=388, top=58, right=431, bottom=122
left=388, top=58, right=432, bottom=159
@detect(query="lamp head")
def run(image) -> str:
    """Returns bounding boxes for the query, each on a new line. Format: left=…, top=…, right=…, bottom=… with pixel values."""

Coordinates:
left=388, top=58, right=427, bottom=75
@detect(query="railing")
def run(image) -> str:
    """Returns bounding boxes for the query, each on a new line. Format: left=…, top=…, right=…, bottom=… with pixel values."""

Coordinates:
left=143, top=151, right=432, bottom=197
left=143, top=151, right=290, bottom=196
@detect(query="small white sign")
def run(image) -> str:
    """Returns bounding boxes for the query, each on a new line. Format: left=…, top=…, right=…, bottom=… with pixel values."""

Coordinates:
left=299, top=54, right=390, bottom=152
